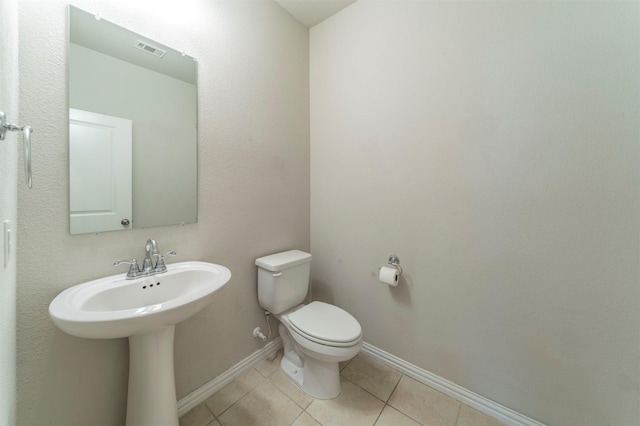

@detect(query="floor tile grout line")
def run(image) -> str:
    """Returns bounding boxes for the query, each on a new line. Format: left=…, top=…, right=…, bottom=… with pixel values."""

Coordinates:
left=340, top=356, right=354, bottom=371
left=372, top=403, right=387, bottom=426
left=303, top=407, right=323, bottom=426
left=374, top=403, right=427, bottom=426
left=289, top=409, right=306, bottom=426
left=340, top=374, right=388, bottom=406
left=215, top=367, right=306, bottom=425
left=206, top=367, right=264, bottom=420
left=385, top=375, right=428, bottom=426
left=266, top=372, right=310, bottom=412
left=339, top=360, right=403, bottom=405
left=337, top=375, right=391, bottom=426
left=453, top=401, right=462, bottom=426
left=392, top=403, right=427, bottom=426
left=266, top=368, right=315, bottom=411
left=373, top=375, right=426, bottom=423
left=342, top=351, right=404, bottom=403
left=385, top=372, right=403, bottom=403
left=203, top=402, right=218, bottom=424
left=256, top=352, right=283, bottom=379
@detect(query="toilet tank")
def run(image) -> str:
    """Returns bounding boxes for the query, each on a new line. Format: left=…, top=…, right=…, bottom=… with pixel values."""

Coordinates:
left=255, top=250, right=312, bottom=314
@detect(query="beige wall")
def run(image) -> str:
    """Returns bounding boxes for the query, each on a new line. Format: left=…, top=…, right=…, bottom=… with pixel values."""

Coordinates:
left=310, top=1, right=639, bottom=425
left=17, top=1, right=309, bottom=424
left=0, top=0, right=18, bottom=422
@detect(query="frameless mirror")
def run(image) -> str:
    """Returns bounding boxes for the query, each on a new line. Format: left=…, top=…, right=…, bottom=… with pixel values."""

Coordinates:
left=68, top=5, right=198, bottom=235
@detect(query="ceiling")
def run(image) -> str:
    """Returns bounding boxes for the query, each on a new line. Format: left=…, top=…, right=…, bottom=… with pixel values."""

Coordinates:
left=274, top=0, right=358, bottom=27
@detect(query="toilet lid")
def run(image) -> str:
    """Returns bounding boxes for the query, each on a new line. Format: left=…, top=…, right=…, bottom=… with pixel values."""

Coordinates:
left=288, top=301, right=362, bottom=344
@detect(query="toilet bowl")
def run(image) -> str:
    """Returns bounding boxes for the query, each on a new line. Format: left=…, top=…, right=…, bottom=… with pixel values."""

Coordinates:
left=255, top=250, right=363, bottom=399
left=276, top=302, right=363, bottom=399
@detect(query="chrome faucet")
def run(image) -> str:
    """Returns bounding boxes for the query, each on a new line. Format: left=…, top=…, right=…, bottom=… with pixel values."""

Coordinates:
left=142, top=238, right=159, bottom=273
left=114, top=238, right=176, bottom=279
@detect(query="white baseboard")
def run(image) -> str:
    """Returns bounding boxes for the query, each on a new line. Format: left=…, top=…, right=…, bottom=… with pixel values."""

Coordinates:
left=177, top=339, right=543, bottom=426
left=177, top=338, right=283, bottom=417
left=361, top=342, right=544, bottom=426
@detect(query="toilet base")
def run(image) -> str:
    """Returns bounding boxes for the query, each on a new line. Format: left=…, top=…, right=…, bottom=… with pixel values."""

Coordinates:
left=281, top=351, right=340, bottom=399
left=279, top=324, right=341, bottom=399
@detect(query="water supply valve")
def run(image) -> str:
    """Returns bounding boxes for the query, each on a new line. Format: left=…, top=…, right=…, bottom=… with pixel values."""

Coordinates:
left=253, top=327, right=267, bottom=341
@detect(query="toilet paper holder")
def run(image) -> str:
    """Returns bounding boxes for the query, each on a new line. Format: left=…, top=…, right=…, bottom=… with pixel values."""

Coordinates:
left=388, top=254, right=403, bottom=275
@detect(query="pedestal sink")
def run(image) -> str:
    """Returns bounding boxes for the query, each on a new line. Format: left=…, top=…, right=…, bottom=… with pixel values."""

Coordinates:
left=49, top=261, right=232, bottom=426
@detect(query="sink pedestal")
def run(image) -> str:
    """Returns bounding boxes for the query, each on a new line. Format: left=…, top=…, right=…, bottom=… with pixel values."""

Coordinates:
left=126, top=326, right=178, bottom=426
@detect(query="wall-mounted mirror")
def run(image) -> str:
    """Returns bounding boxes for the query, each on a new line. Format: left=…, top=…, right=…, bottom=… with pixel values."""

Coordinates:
left=68, top=6, right=198, bottom=235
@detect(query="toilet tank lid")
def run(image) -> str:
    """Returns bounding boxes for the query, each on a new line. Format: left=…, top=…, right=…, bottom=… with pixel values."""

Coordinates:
left=255, top=250, right=312, bottom=271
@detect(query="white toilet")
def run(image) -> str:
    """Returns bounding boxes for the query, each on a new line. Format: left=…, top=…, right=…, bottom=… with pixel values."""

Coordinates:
left=256, top=250, right=363, bottom=399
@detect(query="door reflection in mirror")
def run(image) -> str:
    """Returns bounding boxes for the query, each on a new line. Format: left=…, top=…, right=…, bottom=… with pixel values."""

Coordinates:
left=70, top=109, right=132, bottom=234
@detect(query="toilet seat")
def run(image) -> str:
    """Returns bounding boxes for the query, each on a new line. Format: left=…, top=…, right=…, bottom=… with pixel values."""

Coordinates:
left=288, top=301, right=362, bottom=347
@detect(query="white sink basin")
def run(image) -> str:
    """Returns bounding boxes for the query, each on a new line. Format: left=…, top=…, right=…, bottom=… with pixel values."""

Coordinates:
left=49, top=260, right=231, bottom=426
left=49, top=261, right=231, bottom=339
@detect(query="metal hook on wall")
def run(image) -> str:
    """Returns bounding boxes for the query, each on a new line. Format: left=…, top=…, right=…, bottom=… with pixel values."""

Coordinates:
left=1, top=111, right=33, bottom=188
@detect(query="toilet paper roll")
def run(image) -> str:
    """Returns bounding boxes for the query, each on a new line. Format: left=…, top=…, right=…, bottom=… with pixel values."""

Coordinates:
left=379, top=266, right=399, bottom=287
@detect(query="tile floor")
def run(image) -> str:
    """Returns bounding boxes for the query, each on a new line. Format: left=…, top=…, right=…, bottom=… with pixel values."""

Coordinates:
left=179, top=351, right=505, bottom=426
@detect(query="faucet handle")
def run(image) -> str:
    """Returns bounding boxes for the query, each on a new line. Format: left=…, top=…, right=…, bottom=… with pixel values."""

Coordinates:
left=114, top=259, right=140, bottom=279
left=153, top=251, right=176, bottom=273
